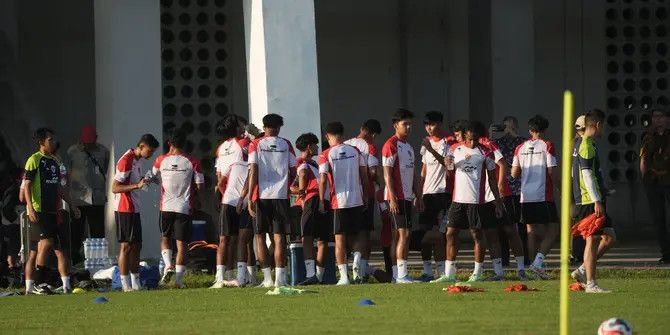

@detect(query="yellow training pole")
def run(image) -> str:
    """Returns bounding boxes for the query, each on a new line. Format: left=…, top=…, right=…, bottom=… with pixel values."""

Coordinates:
left=560, top=90, right=574, bottom=335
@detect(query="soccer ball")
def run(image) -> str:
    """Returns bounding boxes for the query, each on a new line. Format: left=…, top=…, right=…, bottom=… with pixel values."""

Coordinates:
left=597, top=318, right=633, bottom=335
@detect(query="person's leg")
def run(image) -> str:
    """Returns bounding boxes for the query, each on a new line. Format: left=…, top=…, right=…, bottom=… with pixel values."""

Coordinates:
left=25, top=250, right=36, bottom=293
left=214, top=235, right=230, bottom=284
left=538, top=222, right=558, bottom=257
left=483, top=228, right=503, bottom=278
left=335, top=233, right=349, bottom=285
left=646, top=184, right=670, bottom=259
left=225, top=236, right=237, bottom=280
left=420, top=233, right=433, bottom=277
left=526, top=224, right=538, bottom=261
left=35, top=238, right=54, bottom=285
left=502, top=224, right=526, bottom=273
left=68, top=207, right=85, bottom=265
left=352, top=230, right=369, bottom=281
left=174, top=239, right=187, bottom=287
left=596, top=229, right=616, bottom=260
left=235, top=228, right=252, bottom=285
left=470, top=229, right=484, bottom=281
left=432, top=231, right=446, bottom=276
left=54, top=249, right=70, bottom=291
left=315, top=240, right=327, bottom=282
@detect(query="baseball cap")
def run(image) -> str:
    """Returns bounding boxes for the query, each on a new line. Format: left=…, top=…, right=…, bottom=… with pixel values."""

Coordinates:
left=575, top=115, right=586, bottom=130
left=80, top=126, right=97, bottom=144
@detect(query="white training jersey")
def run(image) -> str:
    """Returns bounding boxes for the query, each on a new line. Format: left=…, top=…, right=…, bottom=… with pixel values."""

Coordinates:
left=344, top=137, right=379, bottom=167
left=512, top=139, right=557, bottom=203
left=114, top=149, right=142, bottom=213
left=152, top=154, right=205, bottom=215
left=215, top=137, right=250, bottom=175
left=248, top=136, right=297, bottom=200
left=421, top=136, right=449, bottom=195
left=382, top=135, right=415, bottom=201
left=221, top=161, right=248, bottom=207
left=318, top=143, right=366, bottom=209
left=450, top=143, right=496, bottom=204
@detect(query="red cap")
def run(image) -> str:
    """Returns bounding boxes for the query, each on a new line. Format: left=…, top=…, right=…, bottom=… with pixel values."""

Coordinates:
left=80, top=126, right=97, bottom=144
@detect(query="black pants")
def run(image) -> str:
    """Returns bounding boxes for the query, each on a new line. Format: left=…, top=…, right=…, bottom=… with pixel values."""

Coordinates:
left=70, top=205, right=105, bottom=264
left=645, top=183, right=670, bottom=259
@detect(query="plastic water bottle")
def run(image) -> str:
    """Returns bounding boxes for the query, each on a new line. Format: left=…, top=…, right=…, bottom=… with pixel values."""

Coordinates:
left=94, top=239, right=101, bottom=258
left=101, top=239, right=108, bottom=258
left=159, top=258, right=165, bottom=275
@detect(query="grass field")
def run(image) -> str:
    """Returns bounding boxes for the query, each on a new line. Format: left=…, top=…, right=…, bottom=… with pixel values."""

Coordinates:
left=1, top=270, right=669, bottom=334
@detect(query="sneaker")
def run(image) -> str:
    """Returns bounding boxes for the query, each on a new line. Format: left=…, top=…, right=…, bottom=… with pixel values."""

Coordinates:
left=415, top=273, right=434, bottom=283
left=209, top=280, right=226, bottom=289
left=528, top=265, right=549, bottom=280
left=160, top=268, right=175, bottom=286
left=395, top=275, right=416, bottom=284
left=298, top=276, right=319, bottom=286
left=33, top=283, right=53, bottom=295
left=585, top=284, right=611, bottom=293
left=466, top=274, right=481, bottom=283
left=430, top=275, right=456, bottom=283
left=517, top=269, right=528, bottom=281
left=256, top=279, right=274, bottom=288
left=571, top=269, right=586, bottom=286
left=247, top=275, right=259, bottom=287
left=336, top=278, right=350, bottom=286
left=487, top=275, right=504, bottom=281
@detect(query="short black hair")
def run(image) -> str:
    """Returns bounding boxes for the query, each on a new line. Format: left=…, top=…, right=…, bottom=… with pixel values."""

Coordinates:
left=392, top=108, right=414, bottom=124
left=502, top=116, right=519, bottom=128
left=585, top=108, right=606, bottom=127
left=33, top=127, right=54, bottom=146
left=362, top=119, right=382, bottom=135
left=138, top=133, right=160, bottom=149
left=263, top=113, right=284, bottom=129
left=217, top=114, right=240, bottom=140
left=324, top=122, right=344, bottom=136
left=424, top=111, right=444, bottom=124
left=166, top=128, right=187, bottom=150
left=528, top=115, right=549, bottom=133
left=295, top=133, right=319, bottom=151
left=452, top=119, right=469, bottom=133
left=465, top=121, right=486, bottom=140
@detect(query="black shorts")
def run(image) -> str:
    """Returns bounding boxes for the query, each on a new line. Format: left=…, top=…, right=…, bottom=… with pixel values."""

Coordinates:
left=116, top=212, right=142, bottom=243
left=520, top=201, right=558, bottom=225
left=333, top=206, right=364, bottom=235
left=30, top=212, right=58, bottom=241
left=447, top=202, right=496, bottom=230
left=300, top=198, right=333, bottom=241
left=254, top=199, right=290, bottom=234
left=419, top=193, right=451, bottom=229
left=507, top=195, right=521, bottom=224
left=573, top=204, right=614, bottom=236
left=388, top=200, right=413, bottom=229
left=360, top=198, right=375, bottom=231
left=219, top=204, right=250, bottom=236
left=160, top=211, right=192, bottom=241
left=485, top=197, right=516, bottom=227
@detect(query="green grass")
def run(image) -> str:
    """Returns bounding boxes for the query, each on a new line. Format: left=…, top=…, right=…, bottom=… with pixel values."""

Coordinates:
left=1, top=271, right=669, bottom=334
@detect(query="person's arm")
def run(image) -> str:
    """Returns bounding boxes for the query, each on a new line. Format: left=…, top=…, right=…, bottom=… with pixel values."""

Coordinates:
left=293, top=168, right=307, bottom=197
left=112, top=179, right=145, bottom=194
left=420, top=163, right=427, bottom=191
left=236, top=173, right=250, bottom=214
left=247, top=163, right=258, bottom=217
left=577, top=141, right=604, bottom=216
left=412, top=169, right=424, bottom=212
left=383, top=166, right=398, bottom=214
left=511, top=145, right=522, bottom=178
left=111, top=155, right=146, bottom=194
left=318, top=173, right=328, bottom=213
left=486, top=162, right=504, bottom=218
left=495, top=158, right=507, bottom=193
left=640, top=137, right=649, bottom=178
left=421, top=137, right=446, bottom=166
left=24, top=180, right=36, bottom=223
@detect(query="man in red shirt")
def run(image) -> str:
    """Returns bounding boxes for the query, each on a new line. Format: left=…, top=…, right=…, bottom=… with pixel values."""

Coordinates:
left=382, top=109, right=424, bottom=283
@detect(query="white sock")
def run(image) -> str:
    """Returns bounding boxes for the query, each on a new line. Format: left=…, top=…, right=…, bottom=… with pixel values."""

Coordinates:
left=397, top=259, right=408, bottom=278
left=473, top=262, right=483, bottom=277
left=262, top=267, right=272, bottom=283
left=130, top=273, right=141, bottom=289
left=247, top=265, right=257, bottom=279
left=515, top=256, right=525, bottom=271
left=586, top=280, right=596, bottom=287
left=423, top=260, right=432, bottom=276
left=392, top=265, right=398, bottom=279
left=532, top=253, right=545, bottom=268
left=352, top=252, right=362, bottom=279
left=316, top=266, right=325, bottom=282
left=445, top=260, right=456, bottom=278
left=120, top=275, right=130, bottom=291
left=338, top=264, right=349, bottom=282
left=237, top=262, right=247, bottom=283
left=61, top=276, right=71, bottom=290
left=175, top=265, right=186, bottom=285
left=215, top=265, right=226, bottom=282
left=577, top=264, right=585, bottom=274
left=225, top=270, right=234, bottom=281
left=26, top=279, right=35, bottom=292
left=161, top=249, right=173, bottom=269
left=304, top=259, right=316, bottom=278
left=275, top=267, right=286, bottom=287
left=437, top=261, right=446, bottom=276
left=492, top=258, right=504, bottom=277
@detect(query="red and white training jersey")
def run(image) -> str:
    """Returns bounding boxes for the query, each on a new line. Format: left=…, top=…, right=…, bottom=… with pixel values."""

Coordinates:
left=220, top=161, right=248, bottom=207
left=421, top=136, right=450, bottom=195
left=318, top=144, right=366, bottom=209
left=297, top=157, right=329, bottom=205
left=152, top=154, right=205, bottom=215
left=512, top=139, right=557, bottom=203
left=382, top=136, right=416, bottom=201
left=215, top=137, right=250, bottom=176
left=344, top=137, right=379, bottom=197
left=479, top=137, right=512, bottom=202
left=248, top=136, right=297, bottom=200
left=450, top=143, right=497, bottom=204
left=114, top=149, right=142, bottom=213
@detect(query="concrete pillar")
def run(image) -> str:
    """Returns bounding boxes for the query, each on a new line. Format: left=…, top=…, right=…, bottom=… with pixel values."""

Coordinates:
left=243, top=0, right=322, bottom=143
left=94, top=0, right=162, bottom=258
left=468, top=0, right=493, bottom=124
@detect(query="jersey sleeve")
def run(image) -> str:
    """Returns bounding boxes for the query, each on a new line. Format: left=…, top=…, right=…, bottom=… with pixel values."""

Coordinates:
left=318, top=151, right=330, bottom=174
left=367, top=144, right=380, bottom=167
left=545, top=141, right=558, bottom=167
left=359, top=151, right=366, bottom=167
left=248, top=139, right=259, bottom=164
left=381, top=141, right=397, bottom=167
left=23, top=155, right=39, bottom=181
left=114, top=154, right=133, bottom=183
left=512, top=143, right=523, bottom=167
left=287, top=141, right=297, bottom=168
left=191, top=157, right=205, bottom=184
left=221, top=163, right=233, bottom=179
left=238, top=138, right=251, bottom=156
left=485, top=152, right=497, bottom=171
left=151, top=155, right=164, bottom=177
left=577, top=139, right=596, bottom=170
